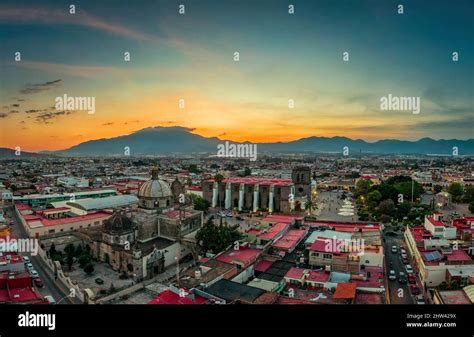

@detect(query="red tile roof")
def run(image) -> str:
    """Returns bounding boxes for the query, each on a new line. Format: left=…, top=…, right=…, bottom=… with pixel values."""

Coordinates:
left=309, top=238, right=343, bottom=254
left=25, top=211, right=111, bottom=227
left=272, top=229, right=307, bottom=251
left=205, top=177, right=293, bottom=186
left=284, top=267, right=306, bottom=280
left=307, top=221, right=380, bottom=232
left=148, top=290, right=207, bottom=305
left=307, top=270, right=330, bottom=283
left=333, top=283, right=357, bottom=299
left=259, top=222, right=289, bottom=241
left=215, top=247, right=261, bottom=266
left=254, top=260, right=273, bottom=273
left=447, top=249, right=472, bottom=262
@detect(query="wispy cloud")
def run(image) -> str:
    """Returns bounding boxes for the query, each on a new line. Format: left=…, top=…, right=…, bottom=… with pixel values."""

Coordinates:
left=20, top=79, right=62, bottom=94
left=0, top=7, right=159, bottom=42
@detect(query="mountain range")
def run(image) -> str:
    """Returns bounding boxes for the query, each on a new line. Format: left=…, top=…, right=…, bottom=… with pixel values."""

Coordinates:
left=1, top=126, right=473, bottom=157
left=48, top=126, right=474, bottom=156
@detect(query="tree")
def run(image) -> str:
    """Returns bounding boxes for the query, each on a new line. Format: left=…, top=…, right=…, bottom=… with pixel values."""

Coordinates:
left=396, top=202, right=412, bottom=220
left=66, top=253, right=74, bottom=271
left=433, top=185, right=443, bottom=194
left=195, top=218, right=242, bottom=254
left=394, top=180, right=423, bottom=202
left=191, top=195, right=210, bottom=213
left=75, top=244, right=83, bottom=256
left=462, top=186, right=474, bottom=203
left=49, top=242, right=56, bottom=256
left=243, top=167, right=251, bottom=177
left=377, top=199, right=396, bottom=217
left=355, top=180, right=372, bottom=198
left=367, top=190, right=382, bottom=204
left=187, top=164, right=201, bottom=174
left=469, top=201, right=474, bottom=214
left=447, top=182, right=464, bottom=202
left=64, top=243, right=75, bottom=256
left=83, top=263, right=94, bottom=275
left=78, top=254, right=91, bottom=268
left=214, top=173, right=224, bottom=183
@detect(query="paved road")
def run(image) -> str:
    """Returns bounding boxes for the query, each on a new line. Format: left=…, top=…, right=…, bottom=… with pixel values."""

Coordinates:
left=6, top=206, right=71, bottom=303
left=316, top=191, right=358, bottom=222
left=383, top=231, right=414, bottom=304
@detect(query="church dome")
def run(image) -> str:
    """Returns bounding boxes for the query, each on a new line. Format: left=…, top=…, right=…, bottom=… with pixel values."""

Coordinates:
left=102, top=211, right=135, bottom=234
left=138, top=168, right=172, bottom=199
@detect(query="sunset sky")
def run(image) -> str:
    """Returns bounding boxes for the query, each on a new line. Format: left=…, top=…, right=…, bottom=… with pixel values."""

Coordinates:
left=0, top=0, right=473, bottom=152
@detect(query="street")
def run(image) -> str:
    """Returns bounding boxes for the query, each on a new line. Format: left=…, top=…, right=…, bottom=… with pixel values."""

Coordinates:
left=383, top=231, right=414, bottom=304
left=5, top=206, right=72, bottom=303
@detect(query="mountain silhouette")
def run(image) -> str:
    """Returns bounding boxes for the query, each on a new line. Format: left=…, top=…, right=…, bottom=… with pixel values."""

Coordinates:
left=16, top=126, right=474, bottom=156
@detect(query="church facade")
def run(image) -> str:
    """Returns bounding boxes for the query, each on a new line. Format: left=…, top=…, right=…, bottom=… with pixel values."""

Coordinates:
left=79, top=168, right=203, bottom=281
left=202, top=166, right=313, bottom=213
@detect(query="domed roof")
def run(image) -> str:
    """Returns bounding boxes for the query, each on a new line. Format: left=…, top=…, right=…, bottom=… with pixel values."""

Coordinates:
left=102, top=211, right=135, bottom=234
left=138, top=167, right=172, bottom=199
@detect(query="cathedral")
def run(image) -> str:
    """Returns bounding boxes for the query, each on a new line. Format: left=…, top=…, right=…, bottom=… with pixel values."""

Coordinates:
left=79, top=168, right=203, bottom=281
left=202, top=166, right=313, bottom=213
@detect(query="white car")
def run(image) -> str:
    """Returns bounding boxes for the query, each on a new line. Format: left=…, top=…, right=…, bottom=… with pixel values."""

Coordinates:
left=30, top=270, right=39, bottom=278
left=388, top=270, right=397, bottom=281
left=416, top=295, right=425, bottom=305
left=44, top=295, right=56, bottom=304
left=405, top=265, right=414, bottom=273
left=391, top=246, right=398, bottom=253
left=23, top=256, right=30, bottom=263
left=400, top=249, right=406, bottom=255
left=26, top=263, right=34, bottom=270
left=401, top=253, right=408, bottom=259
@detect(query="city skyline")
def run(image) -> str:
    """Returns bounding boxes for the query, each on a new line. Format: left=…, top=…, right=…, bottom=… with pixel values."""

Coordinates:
left=1, top=0, right=473, bottom=152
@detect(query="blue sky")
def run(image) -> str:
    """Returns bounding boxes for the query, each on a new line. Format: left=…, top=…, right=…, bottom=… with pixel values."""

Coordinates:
left=0, top=0, right=473, bottom=151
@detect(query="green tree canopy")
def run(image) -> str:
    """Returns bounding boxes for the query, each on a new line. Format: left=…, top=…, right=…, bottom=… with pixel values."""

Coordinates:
left=447, top=182, right=464, bottom=202
left=195, top=219, right=242, bottom=255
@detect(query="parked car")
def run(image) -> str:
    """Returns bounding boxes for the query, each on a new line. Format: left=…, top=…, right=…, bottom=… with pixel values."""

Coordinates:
left=34, top=277, right=44, bottom=288
left=401, top=253, right=408, bottom=259
left=398, top=272, right=407, bottom=284
left=391, top=246, right=398, bottom=253
left=400, top=248, right=407, bottom=255
left=408, top=273, right=416, bottom=284
left=30, top=270, right=39, bottom=278
left=23, top=256, right=30, bottom=263
left=388, top=270, right=397, bottom=281
left=26, top=263, right=34, bottom=270
left=405, top=265, right=414, bottom=273
left=402, top=257, right=409, bottom=264
left=410, top=284, right=421, bottom=295
left=416, top=295, right=425, bottom=304
left=44, top=295, right=56, bottom=304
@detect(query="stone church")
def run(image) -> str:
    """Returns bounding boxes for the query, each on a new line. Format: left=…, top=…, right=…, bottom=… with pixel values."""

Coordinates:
left=79, top=168, right=203, bottom=281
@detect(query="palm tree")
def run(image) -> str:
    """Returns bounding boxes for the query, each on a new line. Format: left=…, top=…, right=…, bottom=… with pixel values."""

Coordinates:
left=305, top=200, right=315, bottom=215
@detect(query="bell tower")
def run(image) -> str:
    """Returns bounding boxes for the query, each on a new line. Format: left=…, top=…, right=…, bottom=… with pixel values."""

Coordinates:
left=292, top=166, right=311, bottom=197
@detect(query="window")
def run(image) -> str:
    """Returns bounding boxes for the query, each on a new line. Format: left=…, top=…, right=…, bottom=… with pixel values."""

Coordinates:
left=48, top=229, right=55, bottom=234
left=323, top=254, right=332, bottom=259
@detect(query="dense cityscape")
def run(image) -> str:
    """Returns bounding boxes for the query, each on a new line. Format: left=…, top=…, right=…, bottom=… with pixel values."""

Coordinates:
left=1, top=154, right=473, bottom=306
